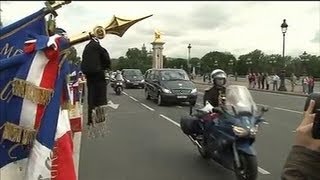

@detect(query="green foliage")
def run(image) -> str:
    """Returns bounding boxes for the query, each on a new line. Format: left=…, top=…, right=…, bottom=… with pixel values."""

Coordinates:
left=115, top=48, right=152, bottom=73
left=66, top=46, right=81, bottom=66
left=113, top=46, right=320, bottom=77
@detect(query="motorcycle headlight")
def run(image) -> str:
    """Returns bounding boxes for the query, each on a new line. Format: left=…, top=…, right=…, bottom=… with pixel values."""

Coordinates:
left=141, top=79, right=145, bottom=83
left=126, top=79, right=130, bottom=82
left=117, top=82, right=123, bottom=85
left=162, top=88, right=171, bottom=94
left=191, top=88, right=197, bottom=94
left=232, top=125, right=249, bottom=137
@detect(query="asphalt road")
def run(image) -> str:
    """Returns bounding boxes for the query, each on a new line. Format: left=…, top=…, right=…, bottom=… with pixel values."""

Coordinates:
left=79, top=84, right=307, bottom=180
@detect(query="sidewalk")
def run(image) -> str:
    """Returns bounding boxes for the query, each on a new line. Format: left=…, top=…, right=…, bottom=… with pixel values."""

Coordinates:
left=192, top=76, right=310, bottom=97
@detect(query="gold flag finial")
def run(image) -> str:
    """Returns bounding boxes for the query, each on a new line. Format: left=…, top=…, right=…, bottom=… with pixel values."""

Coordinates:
left=68, top=14, right=153, bottom=46
left=44, top=1, right=72, bottom=17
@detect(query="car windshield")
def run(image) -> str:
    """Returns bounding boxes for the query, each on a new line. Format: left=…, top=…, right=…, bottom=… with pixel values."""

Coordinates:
left=123, top=70, right=142, bottom=76
left=160, top=70, right=190, bottom=81
left=224, top=85, right=258, bottom=115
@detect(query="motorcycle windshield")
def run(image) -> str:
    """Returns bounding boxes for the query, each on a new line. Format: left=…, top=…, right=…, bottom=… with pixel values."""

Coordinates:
left=224, top=85, right=257, bottom=115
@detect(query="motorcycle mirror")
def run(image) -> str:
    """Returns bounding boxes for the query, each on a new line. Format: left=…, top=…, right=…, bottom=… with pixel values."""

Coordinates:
left=261, top=106, right=269, bottom=112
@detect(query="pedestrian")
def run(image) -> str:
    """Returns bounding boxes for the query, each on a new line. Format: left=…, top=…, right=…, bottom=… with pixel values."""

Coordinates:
left=257, top=73, right=262, bottom=89
left=308, top=75, right=315, bottom=94
left=261, top=72, right=266, bottom=89
left=81, top=36, right=111, bottom=125
left=272, top=73, right=280, bottom=91
left=303, top=76, right=309, bottom=94
left=290, top=73, right=297, bottom=92
left=266, top=73, right=271, bottom=90
left=252, top=73, right=257, bottom=88
left=247, top=73, right=252, bottom=88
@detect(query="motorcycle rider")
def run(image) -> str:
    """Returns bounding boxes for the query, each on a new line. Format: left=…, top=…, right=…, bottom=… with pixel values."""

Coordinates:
left=203, top=69, right=227, bottom=107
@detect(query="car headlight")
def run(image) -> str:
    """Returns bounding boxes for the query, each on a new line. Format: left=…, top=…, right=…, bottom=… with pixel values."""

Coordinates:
left=126, top=79, right=130, bottom=82
left=232, top=125, right=249, bottom=137
left=117, top=82, right=123, bottom=85
left=162, top=88, right=171, bottom=94
left=141, top=79, right=145, bottom=83
left=191, top=88, right=197, bottom=94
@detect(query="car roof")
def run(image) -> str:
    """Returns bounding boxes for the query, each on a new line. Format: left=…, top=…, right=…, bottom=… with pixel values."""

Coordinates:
left=147, top=68, right=185, bottom=71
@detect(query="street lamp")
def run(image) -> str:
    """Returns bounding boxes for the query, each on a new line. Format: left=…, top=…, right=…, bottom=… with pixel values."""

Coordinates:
left=269, top=56, right=276, bottom=73
left=214, top=60, right=218, bottom=67
left=246, top=58, right=252, bottom=73
left=278, top=19, right=288, bottom=91
left=300, top=51, right=309, bottom=75
left=228, top=59, right=234, bottom=75
left=187, top=44, right=191, bottom=73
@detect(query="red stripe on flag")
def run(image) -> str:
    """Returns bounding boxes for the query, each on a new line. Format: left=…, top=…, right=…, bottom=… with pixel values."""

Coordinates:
left=51, top=131, right=76, bottom=180
left=34, top=39, right=60, bottom=129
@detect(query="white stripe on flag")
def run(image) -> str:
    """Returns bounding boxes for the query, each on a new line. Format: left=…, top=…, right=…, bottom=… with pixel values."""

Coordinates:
left=0, top=159, right=28, bottom=180
left=55, top=109, right=71, bottom=140
left=19, top=51, right=49, bottom=128
left=25, top=140, right=52, bottom=180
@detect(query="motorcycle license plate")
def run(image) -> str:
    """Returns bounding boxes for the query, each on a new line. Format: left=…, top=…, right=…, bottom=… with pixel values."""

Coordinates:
left=177, top=95, right=187, bottom=99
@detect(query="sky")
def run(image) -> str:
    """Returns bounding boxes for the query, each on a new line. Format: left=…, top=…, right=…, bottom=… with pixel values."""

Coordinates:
left=1, top=1, right=319, bottom=59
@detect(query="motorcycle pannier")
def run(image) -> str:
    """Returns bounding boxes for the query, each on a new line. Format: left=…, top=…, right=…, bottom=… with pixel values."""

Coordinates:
left=180, top=116, right=200, bottom=135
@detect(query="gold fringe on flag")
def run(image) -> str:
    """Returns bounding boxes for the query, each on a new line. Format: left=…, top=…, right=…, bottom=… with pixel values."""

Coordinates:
left=21, top=128, right=37, bottom=145
left=0, top=122, right=37, bottom=147
left=11, top=78, right=54, bottom=105
left=0, top=122, right=23, bottom=144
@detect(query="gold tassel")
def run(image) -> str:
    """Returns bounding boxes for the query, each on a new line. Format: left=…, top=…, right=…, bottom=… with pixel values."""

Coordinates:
left=21, top=128, right=37, bottom=145
left=11, top=78, right=54, bottom=105
left=94, top=105, right=108, bottom=123
left=1, top=122, right=23, bottom=144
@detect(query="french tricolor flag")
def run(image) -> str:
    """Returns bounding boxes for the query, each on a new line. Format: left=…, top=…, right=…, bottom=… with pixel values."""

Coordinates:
left=0, top=34, right=76, bottom=179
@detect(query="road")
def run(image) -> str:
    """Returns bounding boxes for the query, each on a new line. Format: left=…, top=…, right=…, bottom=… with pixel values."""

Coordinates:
left=79, top=84, right=307, bottom=180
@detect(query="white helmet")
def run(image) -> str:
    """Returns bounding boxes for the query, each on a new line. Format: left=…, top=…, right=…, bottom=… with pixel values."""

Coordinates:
left=211, top=69, right=227, bottom=86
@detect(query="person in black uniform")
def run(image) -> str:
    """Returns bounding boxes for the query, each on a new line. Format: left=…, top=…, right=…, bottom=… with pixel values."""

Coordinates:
left=203, top=69, right=227, bottom=107
left=81, top=36, right=111, bottom=125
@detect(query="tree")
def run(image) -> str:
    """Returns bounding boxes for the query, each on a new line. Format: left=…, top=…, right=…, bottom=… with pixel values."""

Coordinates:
left=200, top=51, right=236, bottom=75
left=66, top=46, right=81, bottom=67
left=116, top=47, right=152, bottom=73
left=166, top=58, right=188, bottom=71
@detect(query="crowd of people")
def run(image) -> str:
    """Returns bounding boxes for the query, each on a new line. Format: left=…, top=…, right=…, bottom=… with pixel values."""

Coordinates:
left=247, top=72, right=315, bottom=94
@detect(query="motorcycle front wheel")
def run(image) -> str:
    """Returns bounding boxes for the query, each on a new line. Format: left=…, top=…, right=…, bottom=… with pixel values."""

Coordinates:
left=234, top=152, right=257, bottom=180
left=116, top=87, right=122, bottom=95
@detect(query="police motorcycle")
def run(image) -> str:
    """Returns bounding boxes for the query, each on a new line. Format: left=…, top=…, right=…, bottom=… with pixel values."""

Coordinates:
left=110, top=71, right=124, bottom=95
left=180, top=85, right=268, bottom=180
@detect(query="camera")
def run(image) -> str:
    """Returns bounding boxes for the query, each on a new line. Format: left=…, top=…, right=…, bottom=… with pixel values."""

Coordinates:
left=304, top=93, right=320, bottom=139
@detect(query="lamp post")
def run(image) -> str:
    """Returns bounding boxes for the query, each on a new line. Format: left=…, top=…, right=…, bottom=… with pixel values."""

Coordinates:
left=300, top=51, right=309, bottom=75
left=228, top=59, right=234, bottom=75
left=246, top=58, right=252, bottom=74
left=187, top=44, right=191, bottom=74
left=197, top=62, right=201, bottom=75
left=269, top=56, right=276, bottom=73
left=278, top=19, right=288, bottom=91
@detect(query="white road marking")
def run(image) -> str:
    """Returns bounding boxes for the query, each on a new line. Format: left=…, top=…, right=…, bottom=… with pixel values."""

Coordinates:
left=256, top=103, right=268, bottom=106
left=258, top=167, right=271, bottom=175
left=274, top=107, right=303, bottom=114
left=159, top=113, right=271, bottom=175
left=129, top=96, right=139, bottom=102
left=262, top=121, right=269, bottom=125
left=123, top=92, right=128, bottom=95
left=140, top=103, right=155, bottom=111
left=177, top=106, right=183, bottom=109
left=159, top=114, right=180, bottom=127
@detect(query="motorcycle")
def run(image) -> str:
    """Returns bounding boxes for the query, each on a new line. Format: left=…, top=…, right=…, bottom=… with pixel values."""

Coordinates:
left=112, top=80, right=123, bottom=95
left=180, top=85, right=268, bottom=180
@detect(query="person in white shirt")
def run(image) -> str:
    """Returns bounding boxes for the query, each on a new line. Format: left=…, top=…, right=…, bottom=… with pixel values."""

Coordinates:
left=272, top=74, right=280, bottom=91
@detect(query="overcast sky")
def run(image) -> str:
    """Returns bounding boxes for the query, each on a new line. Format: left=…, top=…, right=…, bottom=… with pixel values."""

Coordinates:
left=1, top=1, right=319, bottom=59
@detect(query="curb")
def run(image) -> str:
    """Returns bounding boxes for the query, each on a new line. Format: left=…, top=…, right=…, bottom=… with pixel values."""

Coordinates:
left=192, top=80, right=308, bottom=97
